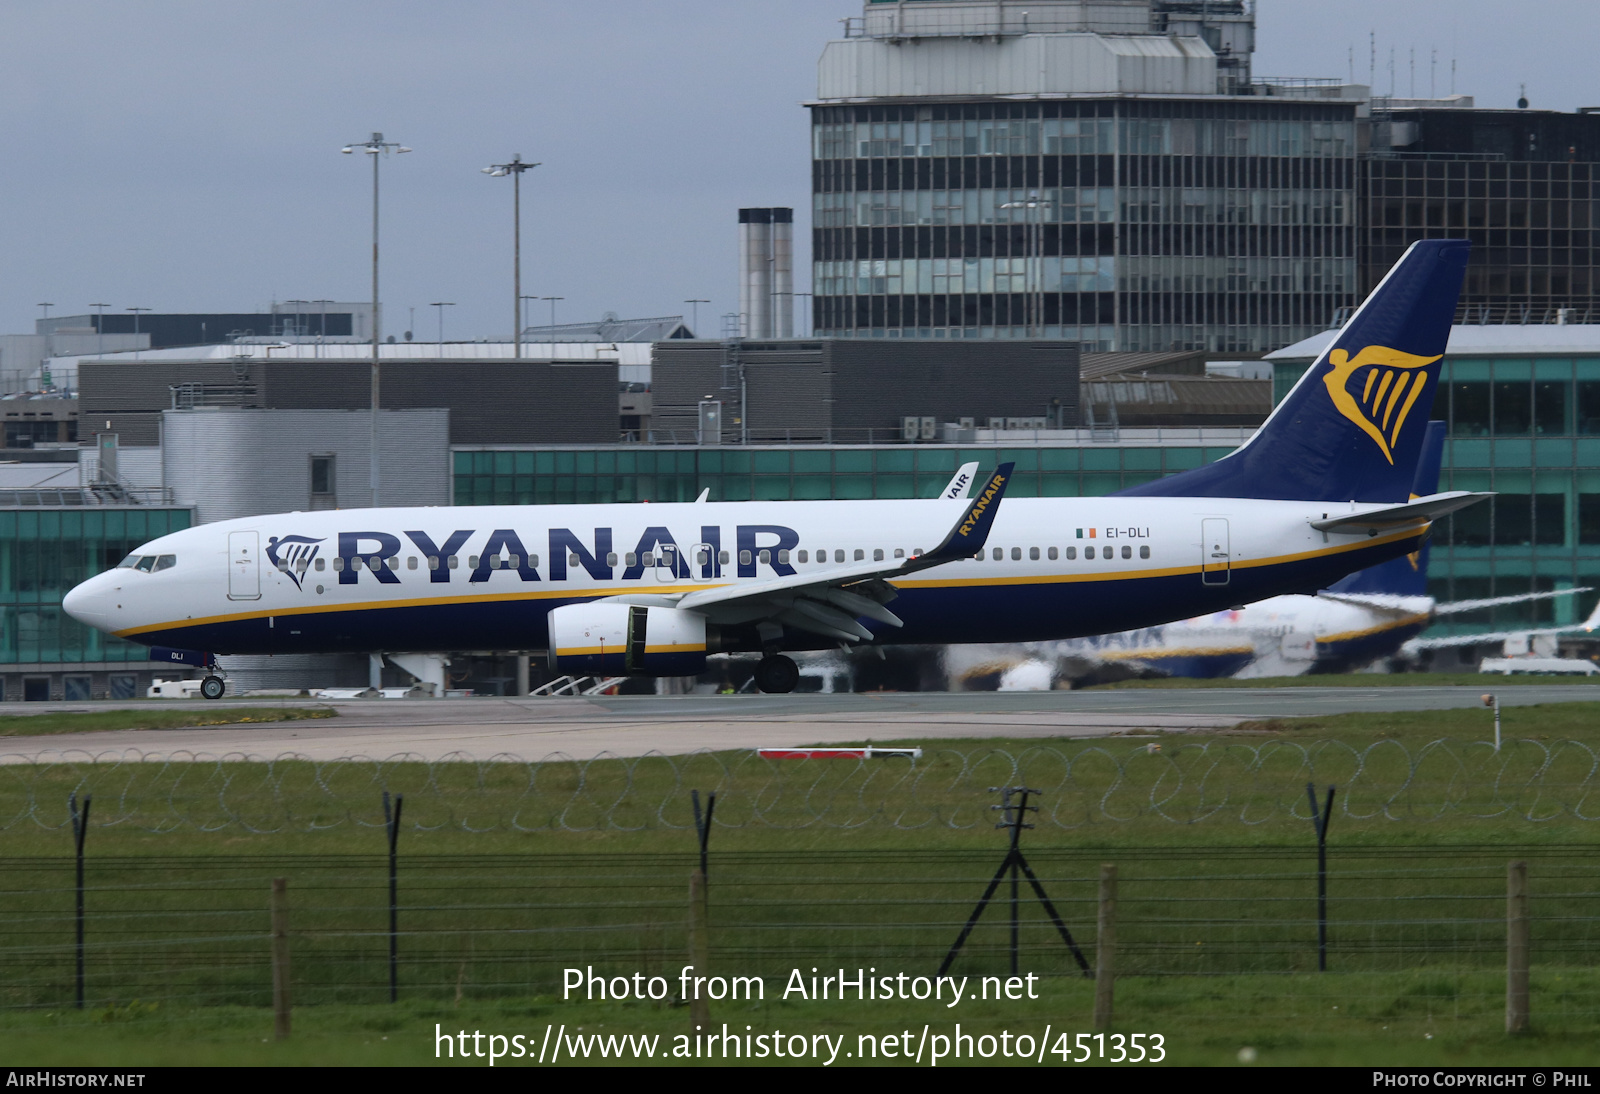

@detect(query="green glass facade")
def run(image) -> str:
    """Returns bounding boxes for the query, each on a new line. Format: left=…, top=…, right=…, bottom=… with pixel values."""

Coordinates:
left=1275, top=354, right=1600, bottom=637
left=0, top=508, right=193, bottom=665
left=451, top=444, right=1243, bottom=507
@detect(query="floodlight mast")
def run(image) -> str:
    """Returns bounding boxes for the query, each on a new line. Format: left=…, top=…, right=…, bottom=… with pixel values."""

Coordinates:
left=341, top=132, right=411, bottom=507
left=482, top=154, right=541, bottom=359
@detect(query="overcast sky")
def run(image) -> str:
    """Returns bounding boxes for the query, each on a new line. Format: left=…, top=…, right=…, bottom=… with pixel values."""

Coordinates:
left=1, top=1, right=1592, bottom=342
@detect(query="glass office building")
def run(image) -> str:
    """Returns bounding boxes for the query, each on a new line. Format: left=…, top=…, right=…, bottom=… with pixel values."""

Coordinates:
left=0, top=506, right=193, bottom=700
left=811, top=99, right=1357, bottom=351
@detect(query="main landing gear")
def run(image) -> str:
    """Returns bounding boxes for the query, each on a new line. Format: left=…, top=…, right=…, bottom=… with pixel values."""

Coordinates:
left=200, top=675, right=227, bottom=700
left=753, top=654, right=800, bottom=694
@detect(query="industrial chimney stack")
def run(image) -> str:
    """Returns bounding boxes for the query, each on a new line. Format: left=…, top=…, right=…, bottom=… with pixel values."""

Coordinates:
left=738, top=207, right=793, bottom=338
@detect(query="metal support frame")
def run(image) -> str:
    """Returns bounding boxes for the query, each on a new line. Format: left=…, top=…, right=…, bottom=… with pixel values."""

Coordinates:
left=691, top=790, right=717, bottom=883
left=1306, top=782, right=1336, bottom=972
left=938, top=787, right=1091, bottom=978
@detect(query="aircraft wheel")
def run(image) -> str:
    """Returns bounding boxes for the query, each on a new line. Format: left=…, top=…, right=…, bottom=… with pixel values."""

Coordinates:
left=753, top=655, right=799, bottom=694
left=200, top=675, right=227, bottom=700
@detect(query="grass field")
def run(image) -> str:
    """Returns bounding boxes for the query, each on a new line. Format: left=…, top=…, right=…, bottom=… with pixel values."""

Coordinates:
left=2, top=703, right=1598, bottom=1067
left=0, top=706, right=336, bottom=737
left=1, top=971, right=1598, bottom=1067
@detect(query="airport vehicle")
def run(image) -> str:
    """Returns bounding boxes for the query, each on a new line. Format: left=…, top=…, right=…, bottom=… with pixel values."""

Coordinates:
left=64, top=240, right=1479, bottom=695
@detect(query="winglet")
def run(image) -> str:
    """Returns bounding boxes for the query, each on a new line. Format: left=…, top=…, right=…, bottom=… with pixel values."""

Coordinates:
left=915, top=462, right=1014, bottom=565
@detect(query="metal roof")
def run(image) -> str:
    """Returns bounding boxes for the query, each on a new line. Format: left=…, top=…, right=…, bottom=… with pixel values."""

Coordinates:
left=1268, top=325, right=1600, bottom=362
left=519, top=316, right=693, bottom=343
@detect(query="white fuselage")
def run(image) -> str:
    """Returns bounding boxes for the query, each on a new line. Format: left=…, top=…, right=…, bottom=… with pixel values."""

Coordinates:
left=63, top=495, right=1428, bottom=658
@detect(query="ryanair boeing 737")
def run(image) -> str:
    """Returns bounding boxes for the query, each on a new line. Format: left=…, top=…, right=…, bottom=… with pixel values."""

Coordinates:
left=64, top=240, right=1484, bottom=696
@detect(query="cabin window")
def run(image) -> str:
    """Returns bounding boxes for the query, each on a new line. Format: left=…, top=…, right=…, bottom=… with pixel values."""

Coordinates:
left=778, top=550, right=790, bottom=564
left=991, top=547, right=1002, bottom=560
left=387, top=557, right=400, bottom=570
left=468, top=555, right=479, bottom=569
left=370, top=556, right=385, bottom=570
left=448, top=555, right=459, bottom=569
left=641, top=552, right=654, bottom=566
left=333, top=557, right=346, bottom=572
left=894, top=548, right=905, bottom=559
left=1029, top=547, right=1039, bottom=561
left=873, top=548, right=884, bottom=561
left=428, top=556, right=439, bottom=570
left=625, top=553, right=637, bottom=567
left=830, top=549, right=841, bottom=563
left=1140, top=545, right=1151, bottom=559
left=1121, top=546, right=1132, bottom=559
left=1047, top=546, right=1058, bottom=560
left=530, top=555, right=539, bottom=567
left=1009, top=547, right=1020, bottom=561
left=797, top=550, right=808, bottom=563
left=511, top=555, right=523, bottom=568
left=913, top=548, right=923, bottom=557
left=694, top=550, right=707, bottom=566
left=569, top=554, right=580, bottom=566
left=1065, top=547, right=1076, bottom=560
left=719, top=550, right=729, bottom=565
left=1084, top=546, right=1095, bottom=559
left=316, top=558, right=327, bottom=571
left=739, top=550, right=752, bottom=565
left=758, top=549, right=771, bottom=565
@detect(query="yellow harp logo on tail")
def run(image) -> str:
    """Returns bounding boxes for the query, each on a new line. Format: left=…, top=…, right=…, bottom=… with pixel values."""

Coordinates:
left=1322, top=345, right=1442, bottom=464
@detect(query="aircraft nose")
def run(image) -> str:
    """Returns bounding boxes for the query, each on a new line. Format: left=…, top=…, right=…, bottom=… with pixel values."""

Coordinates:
left=63, top=574, right=111, bottom=628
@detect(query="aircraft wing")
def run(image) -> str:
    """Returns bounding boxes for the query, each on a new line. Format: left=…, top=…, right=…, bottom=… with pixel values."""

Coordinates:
left=1309, top=491, right=1493, bottom=533
left=1432, top=586, right=1593, bottom=616
left=667, top=463, right=1014, bottom=643
left=1405, top=598, right=1600, bottom=651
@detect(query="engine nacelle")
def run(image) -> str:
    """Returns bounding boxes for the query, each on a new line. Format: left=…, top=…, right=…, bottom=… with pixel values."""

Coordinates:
left=547, top=601, right=709, bottom=677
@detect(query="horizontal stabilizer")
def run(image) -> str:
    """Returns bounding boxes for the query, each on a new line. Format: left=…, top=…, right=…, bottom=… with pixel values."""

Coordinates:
left=1309, top=491, right=1491, bottom=533
left=1434, top=586, right=1593, bottom=617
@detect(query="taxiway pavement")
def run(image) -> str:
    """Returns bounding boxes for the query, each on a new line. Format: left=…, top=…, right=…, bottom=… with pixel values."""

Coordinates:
left=0, top=685, right=1594, bottom=762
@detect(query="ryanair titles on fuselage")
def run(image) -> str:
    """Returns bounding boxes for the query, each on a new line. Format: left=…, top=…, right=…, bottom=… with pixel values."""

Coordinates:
left=268, top=524, right=808, bottom=588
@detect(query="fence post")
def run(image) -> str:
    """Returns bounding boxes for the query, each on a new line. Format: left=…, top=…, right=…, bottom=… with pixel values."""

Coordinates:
left=1306, top=783, right=1336, bottom=972
left=688, top=868, right=712, bottom=1030
left=1507, top=860, right=1530, bottom=1034
left=270, top=877, right=291, bottom=1041
left=383, top=791, right=403, bottom=1003
left=69, top=793, right=91, bottom=1011
left=1093, top=864, right=1116, bottom=1032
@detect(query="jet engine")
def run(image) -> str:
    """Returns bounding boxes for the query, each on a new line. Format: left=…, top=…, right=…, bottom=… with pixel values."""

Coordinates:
left=547, top=601, right=709, bottom=676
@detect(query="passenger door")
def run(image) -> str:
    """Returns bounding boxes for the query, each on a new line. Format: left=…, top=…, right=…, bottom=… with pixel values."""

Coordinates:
left=1200, top=518, right=1230, bottom=586
left=228, top=531, right=261, bottom=600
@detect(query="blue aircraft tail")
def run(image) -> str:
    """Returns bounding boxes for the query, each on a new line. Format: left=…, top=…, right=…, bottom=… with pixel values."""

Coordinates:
left=1323, top=419, right=1446, bottom=597
left=1117, top=239, right=1468, bottom=503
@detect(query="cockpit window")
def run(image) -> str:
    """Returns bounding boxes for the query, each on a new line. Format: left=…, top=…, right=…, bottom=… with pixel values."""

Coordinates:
left=121, top=554, right=177, bottom=573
